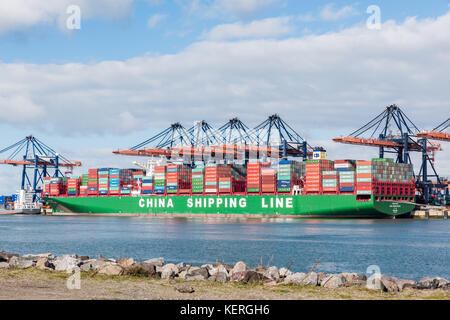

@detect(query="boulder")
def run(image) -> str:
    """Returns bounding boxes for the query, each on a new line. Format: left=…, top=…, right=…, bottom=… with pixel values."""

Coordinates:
left=317, top=272, right=328, bottom=285
left=416, top=277, right=448, bottom=290
left=0, top=262, right=9, bottom=268
left=22, top=253, right=54, bottom=260
left=380, top=276, right=399, bottom=293
left=301, top=272, right=319, bottom=286
left=125, top=262, right=156, bottom=277
left=178, top=271, right=187, bottom=279
left=118, top=258, right=134, bottom=268
left=53, top=255, right=80, bottom=272
left=279, top=267, right=293, bottom=278
left=79, top=256, right=90, bottom=261
left=174, top=284, right=195, bottom=293
left=231, top=261, right=247, bottom=276
left=395, top=279, right=417, bottom=291
left=36, top=257, right=55, bottom=270
left=284, top=272, right=306, bottom=284
left=209, top=265, right=229, bottom=277
left=210, top=272, right=228, bottom=282
left=264, top=266, right=280, bottom=282
left=185, top=267, right=209, bottom=281
left=366, top=276, right=386, bottom=291
left=144, top=257, right=164, bottom=267
left=201, top=264, right=214, bottom=270
left=97, top=264, right=124, bottom=276
left=341, top=273, right=367, bottom=287
left=79, top=259, right=110, bottom=272
left=176, top=262, right=186, bottom=270
left=161, top=264, right=179, bottom=279
left=8, top=256, right=35, bottom=269
left=0, top=251, right=18, bottom=262
left=242, top=271, right=268, bottom=284
left=321, top=274, right=346, bottom=289
left=230, top=271, right=248, bottom=282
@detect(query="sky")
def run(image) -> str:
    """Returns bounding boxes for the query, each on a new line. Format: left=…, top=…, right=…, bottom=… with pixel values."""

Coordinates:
left=0, top=0, right=449, bottom=194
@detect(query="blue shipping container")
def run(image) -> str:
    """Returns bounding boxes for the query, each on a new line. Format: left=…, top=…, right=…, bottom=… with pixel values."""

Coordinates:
left=339, top=187, right=355, bottom=192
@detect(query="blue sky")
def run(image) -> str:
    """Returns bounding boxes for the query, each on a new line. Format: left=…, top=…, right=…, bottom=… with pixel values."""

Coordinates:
left=0, top=0, right=449, bottom=193
left=2, top=0, right=450, bottom=64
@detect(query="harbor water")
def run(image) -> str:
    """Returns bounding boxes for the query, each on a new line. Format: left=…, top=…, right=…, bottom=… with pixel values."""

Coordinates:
left=0, top=215, right=448, bottom=281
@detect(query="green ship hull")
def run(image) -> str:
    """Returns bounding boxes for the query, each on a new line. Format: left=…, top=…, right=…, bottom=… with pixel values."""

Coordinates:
left=44, top=194, right=415, bottom=218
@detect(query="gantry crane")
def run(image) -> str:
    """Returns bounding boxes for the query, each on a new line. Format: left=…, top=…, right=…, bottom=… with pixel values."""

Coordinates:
left=113, top=115, right=315, bottom=164
left=333, top=104, right=444, bottom=203
left=0, top=135, right=82, bottom=200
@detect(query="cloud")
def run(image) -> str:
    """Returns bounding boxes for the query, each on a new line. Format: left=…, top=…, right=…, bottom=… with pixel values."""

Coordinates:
left=180, top=0, right=278, bottom=19
left=0, top=12, right=450, bottom=178
left=215, top=0, right=277, bottom=17
left=202, top=17, right=293, bottom=40
left=319, top=3, right=359, bottom=21
left=147, top=13, right=167, bottom=28
left=0, top=0, right=134, bottom=34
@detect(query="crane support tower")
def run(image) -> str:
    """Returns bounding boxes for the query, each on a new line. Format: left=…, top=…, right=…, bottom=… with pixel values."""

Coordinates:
left=0, top=135, right=82, bottom=200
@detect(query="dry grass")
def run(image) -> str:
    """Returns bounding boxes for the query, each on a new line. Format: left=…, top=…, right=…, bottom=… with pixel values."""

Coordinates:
left=0, top=268, right=448, bottom=300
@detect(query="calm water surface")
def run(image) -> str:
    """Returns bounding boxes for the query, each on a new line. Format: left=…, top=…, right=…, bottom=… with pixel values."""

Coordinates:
left=0, top=215, right=448, bottom=281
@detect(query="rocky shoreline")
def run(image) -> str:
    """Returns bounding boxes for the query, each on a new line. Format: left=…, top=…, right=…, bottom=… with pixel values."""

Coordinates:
left=1, top=250, right=448, bottom=294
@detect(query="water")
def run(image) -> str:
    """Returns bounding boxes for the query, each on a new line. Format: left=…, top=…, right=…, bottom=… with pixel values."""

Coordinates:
left=0, top=215, right=449, bottom=281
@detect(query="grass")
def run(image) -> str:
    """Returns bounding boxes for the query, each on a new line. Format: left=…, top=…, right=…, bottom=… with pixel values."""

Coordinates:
left=0, top=267, right=448, bottom=300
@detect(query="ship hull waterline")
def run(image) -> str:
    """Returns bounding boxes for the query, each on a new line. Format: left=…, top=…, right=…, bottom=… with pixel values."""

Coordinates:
left=44, top=194, right=415, bottom=219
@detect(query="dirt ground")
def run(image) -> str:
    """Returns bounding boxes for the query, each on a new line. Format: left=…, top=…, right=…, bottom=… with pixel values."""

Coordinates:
left=0, top=268, right=448, bottom=300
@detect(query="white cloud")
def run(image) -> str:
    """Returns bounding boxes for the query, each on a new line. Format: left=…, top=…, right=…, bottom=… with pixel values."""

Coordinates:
left=215, top=0, right=277, bottom=17
left=202, top=17, right=293, bottom=40
left=319, top=3, right=359, bottom=21
left=0, top=0, right=134, bottom=34
left=0, top=13, right=450, bottom=178
left=180, top=0, right=278, bottom=18
left=147, top=13, right=167, bottom=28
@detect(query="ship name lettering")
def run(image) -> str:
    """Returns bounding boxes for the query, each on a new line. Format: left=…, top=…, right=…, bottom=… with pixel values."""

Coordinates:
left=261, top=197, right=293, bottom=208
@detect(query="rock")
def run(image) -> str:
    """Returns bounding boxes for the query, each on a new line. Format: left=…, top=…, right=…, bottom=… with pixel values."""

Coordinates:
left=79, top=259, right=110, bottom=272
left=231, top=261, right=247, bottom=276
left=162, top=263, right=179, bottom=274
left=301, top=272, right=319, bottom=286
left=341, top=273, right=367, bottom=287
left=97, top=264, right=124, bottom=276
left=79, top=256, right=89, bottom=261
left=264, top=266, right=280, bottom=282
left=380, top=276, right=399, bottom=293
left=22, top=253, right=54, bottom=261
left=416, top=277, right=447, bottom=290
left=366, top=276, right=386, bottom=291
left=174, top=284, right=195, bottom=293
left=395, top=279, right=417, bottom=291
left=53, top=255, right=80, bottom=272
left=317, top=272, right=328, bottom=285
left=284, top=272, right=306, bottom=284
left=230, top=271, right=248, bottom=282
left=144, top=257, right=164, bottom=267
left=118, top=258, right=134, bottom=268
left=0, top=251, right=19, bottom=262
left=0, top=262, right=9, bottom=268
left=279, top=267, right=293, bottom=278
left=185, top=267, right=209, bottom=281
left=8, top=256, right=35, bottom=269
left=321, top=274, right=346, bottom=289
left=36, top=257, right=55, bottom=270
left=176, top=262, right=186, bottom=269
left=209, top=272, right=228, bottom=282
left=209, top=265, right=229, bottom=277
left=242, top=271, right=268, bottom=284
left=201, top=264, right=214, bottom=270
left=161, top=264, right=179, bottom=279
left=125, top=262, right=156, bottom=277
left=179, top=271, right=187, bottom=279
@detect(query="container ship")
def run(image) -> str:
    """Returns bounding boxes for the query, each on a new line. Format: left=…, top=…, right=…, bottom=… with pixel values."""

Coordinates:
left=44, top=155, right=416, bottom=218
